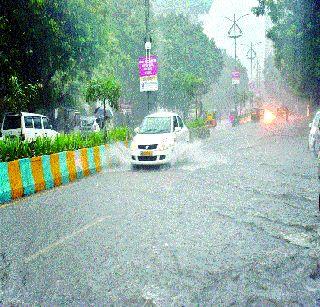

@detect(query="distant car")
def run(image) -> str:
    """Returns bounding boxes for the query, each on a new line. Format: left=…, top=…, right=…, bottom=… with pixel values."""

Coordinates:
left=309, top=110, right=320, bottom=155
left=80, top=116, right=100, bottom=132
left=130, top=111, right=190, bottom=167
left=1, top=112, right=58, bottom=141
left=251, top=108, right=264, bottom=122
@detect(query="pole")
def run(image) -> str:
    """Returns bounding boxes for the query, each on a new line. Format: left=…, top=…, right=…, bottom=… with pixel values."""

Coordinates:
left=145, top=0, right=151, bottom=114
left=250, top=42, right=253, bottom=79
left=234, top=14, right=237, bottom=68
left=147, top=91, right=150, bottom=112
left=145, top=0, right=150, bottom=41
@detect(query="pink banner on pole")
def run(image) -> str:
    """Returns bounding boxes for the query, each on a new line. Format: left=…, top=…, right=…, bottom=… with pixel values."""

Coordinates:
left=232, top=71, right=240, bottom=79
left=139, top=56, right=158, bottom=77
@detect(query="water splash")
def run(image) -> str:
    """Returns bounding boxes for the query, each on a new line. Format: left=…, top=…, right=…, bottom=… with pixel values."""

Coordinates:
left=171, top=139, right=228, bottom=171
left=104, top=138, right=229, bottom=173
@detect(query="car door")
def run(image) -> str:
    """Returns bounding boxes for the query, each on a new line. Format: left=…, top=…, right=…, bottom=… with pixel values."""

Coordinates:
left=173, top=116, right=183, bottom=142
left=42, top=116, right=55, bottom=137
left=32, top=116, right=44, bottom=139
left=177, top=116, right=189, bottom=142
left=22, top=116, right=35, bottom=141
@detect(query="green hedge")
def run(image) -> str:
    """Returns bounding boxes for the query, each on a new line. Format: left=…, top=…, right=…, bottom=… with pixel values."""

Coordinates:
left=186, top=118, right=206, bottom=129
left=0, top=126, right=132, bottom=162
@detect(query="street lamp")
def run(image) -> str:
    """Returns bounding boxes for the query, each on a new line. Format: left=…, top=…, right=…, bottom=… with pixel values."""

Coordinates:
left=225, top=14, right=250, bottom=69
left=225, top=13, right=249, bottom=116
left=242, top=42, right=262, bottom=80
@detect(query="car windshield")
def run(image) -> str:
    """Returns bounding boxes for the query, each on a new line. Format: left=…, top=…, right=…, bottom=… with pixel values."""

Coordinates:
left=3, top=115, right=21, bottom=130
left=140, top=116, right=172, bottom=134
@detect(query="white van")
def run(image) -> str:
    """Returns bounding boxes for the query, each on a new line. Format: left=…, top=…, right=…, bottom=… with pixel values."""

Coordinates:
left=1, top=112, right=58, bottom=141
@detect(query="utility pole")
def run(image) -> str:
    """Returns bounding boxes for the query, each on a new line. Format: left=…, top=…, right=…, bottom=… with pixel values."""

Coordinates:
left=243, top=42, right=261, bottom=108
left=145, top=0, right=151, bottom=113
left=255, top=59, right=262, bottom=105
left=226, top=13, right=249, bottom=116
left=247, top=43, right=256, bottom=80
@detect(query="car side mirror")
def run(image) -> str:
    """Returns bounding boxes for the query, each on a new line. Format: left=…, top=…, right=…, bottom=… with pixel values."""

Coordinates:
left=175, top=127, right=182, bottom=132
left=134, top=127, right=140, bottom=134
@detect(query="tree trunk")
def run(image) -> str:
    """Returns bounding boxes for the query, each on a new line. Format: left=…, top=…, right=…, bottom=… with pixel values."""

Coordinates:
left=103, top=99, right=106, bottom=130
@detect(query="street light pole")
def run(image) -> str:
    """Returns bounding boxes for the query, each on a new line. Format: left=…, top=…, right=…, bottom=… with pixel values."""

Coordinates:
left=226, top=13, right=249, bottom=116
left=244, top=41, right=261, bottom=80
left=145, top=0, right=151, bottom=113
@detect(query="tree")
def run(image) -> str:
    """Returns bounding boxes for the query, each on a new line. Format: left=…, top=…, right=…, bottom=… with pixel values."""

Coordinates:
left=155, top=13, right=223, bottom=116
left=203, top=51, right=249, bottom=114
left=86, top=76, right=121, bottom=128
left=178, top=73, right=205, bottom=117
left=253, top=0, right=320, bottom=106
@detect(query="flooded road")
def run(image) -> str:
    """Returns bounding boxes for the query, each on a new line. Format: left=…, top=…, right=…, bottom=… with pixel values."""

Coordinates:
left=1, top=120, right=320, bottom=305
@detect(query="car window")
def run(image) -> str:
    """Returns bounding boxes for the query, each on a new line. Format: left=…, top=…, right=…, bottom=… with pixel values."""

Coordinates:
left=3, top=115, right=21, bottom=130
left=33, top=116, right=42, bottom=129
left=140, top=117, right=172, bottom=134
left=173, top=116, right=179, bottom=129
left=42, top=117, right=51, bottom=129
left=24, top=116, right=34, bottom=128
left=177, top=116, right=184, bottom=127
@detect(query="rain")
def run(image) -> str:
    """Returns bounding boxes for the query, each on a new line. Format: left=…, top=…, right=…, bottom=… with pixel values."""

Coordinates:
left=0, top=0, right=320, bottom=305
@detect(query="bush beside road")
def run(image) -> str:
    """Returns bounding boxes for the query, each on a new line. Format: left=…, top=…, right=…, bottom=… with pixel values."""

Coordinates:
left=0, top=127, right=131, bottom=163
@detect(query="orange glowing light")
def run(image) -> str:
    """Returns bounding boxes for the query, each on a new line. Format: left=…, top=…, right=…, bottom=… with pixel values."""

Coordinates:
left=263, top=110, right=276, bottom=124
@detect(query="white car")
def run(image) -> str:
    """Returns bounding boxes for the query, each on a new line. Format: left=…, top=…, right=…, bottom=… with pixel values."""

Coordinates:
left=130, top=111, right=190, bottom=166
left=309, top=110, right=320, bottom=155
left=1, top=112, right=58, bottom=141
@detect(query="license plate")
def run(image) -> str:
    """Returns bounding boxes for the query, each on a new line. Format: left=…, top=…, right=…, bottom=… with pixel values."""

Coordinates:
left=141, top=150, right=153, bottom=156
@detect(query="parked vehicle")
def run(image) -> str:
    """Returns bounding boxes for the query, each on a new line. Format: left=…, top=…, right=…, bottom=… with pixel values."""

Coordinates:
left=1, top=112, right=58, bottom=141
left=80, top=116, right=100, bottom=132
left=251, top=108, right=264, bottom=122
left=130, top=111, right=190, bottom=167
left=309, top=110, right=320, bottom=155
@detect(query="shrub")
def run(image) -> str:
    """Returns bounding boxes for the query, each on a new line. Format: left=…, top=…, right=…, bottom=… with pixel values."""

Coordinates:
left=0, top=126, right=132, bottom=162
left=186, top=118, right=206, bottom=129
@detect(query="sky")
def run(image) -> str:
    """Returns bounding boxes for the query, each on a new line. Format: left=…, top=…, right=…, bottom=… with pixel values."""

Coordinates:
left=202, top=0, right=266, bottom=79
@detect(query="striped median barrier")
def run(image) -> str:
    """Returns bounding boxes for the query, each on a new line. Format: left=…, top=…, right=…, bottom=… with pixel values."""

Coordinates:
left=0, top=143, right=126, bottom=204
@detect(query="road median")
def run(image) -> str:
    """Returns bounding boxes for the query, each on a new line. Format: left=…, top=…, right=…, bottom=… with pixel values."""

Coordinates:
left=0, top=142, right=128, bottom=204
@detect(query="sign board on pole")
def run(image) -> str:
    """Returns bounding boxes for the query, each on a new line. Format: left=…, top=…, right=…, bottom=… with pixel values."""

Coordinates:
left=139, top=55, right=158, bottom=92
left=232, top=71, right=240, bottom=85
left=120, top=101, right=132, bottom=115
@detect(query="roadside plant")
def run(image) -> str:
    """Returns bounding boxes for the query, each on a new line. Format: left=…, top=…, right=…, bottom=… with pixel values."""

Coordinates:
left=0, top=127, right=132, bottom=163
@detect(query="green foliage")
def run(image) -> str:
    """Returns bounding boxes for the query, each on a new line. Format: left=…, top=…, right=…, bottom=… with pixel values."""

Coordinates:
left=186, top=118, right=206, bottom=129
left=253, top=0, right=320, bottom=105
left=1, top=0, right=224, bottom=120
left=179, top=73, right=205, bottom=98
left=0, top=127, right=132, bottom=162
left=86, top=76, right=121, bottom=110
left=0, top=0, right=144, bottom=113
left=203, top=51, right=249, bottom=113
left=5, top=75, right=42, bottom=112
left=155, top=13, right=223, bottom=115
left=155, top=0, right=212, bottom=15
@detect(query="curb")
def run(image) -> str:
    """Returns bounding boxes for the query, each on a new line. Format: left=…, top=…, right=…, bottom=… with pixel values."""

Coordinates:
left=0, top=143, right=127, bottom=204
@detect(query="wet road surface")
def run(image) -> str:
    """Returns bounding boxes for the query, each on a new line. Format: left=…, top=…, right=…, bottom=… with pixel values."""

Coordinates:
left=1, top=120, right=320, bottom=305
